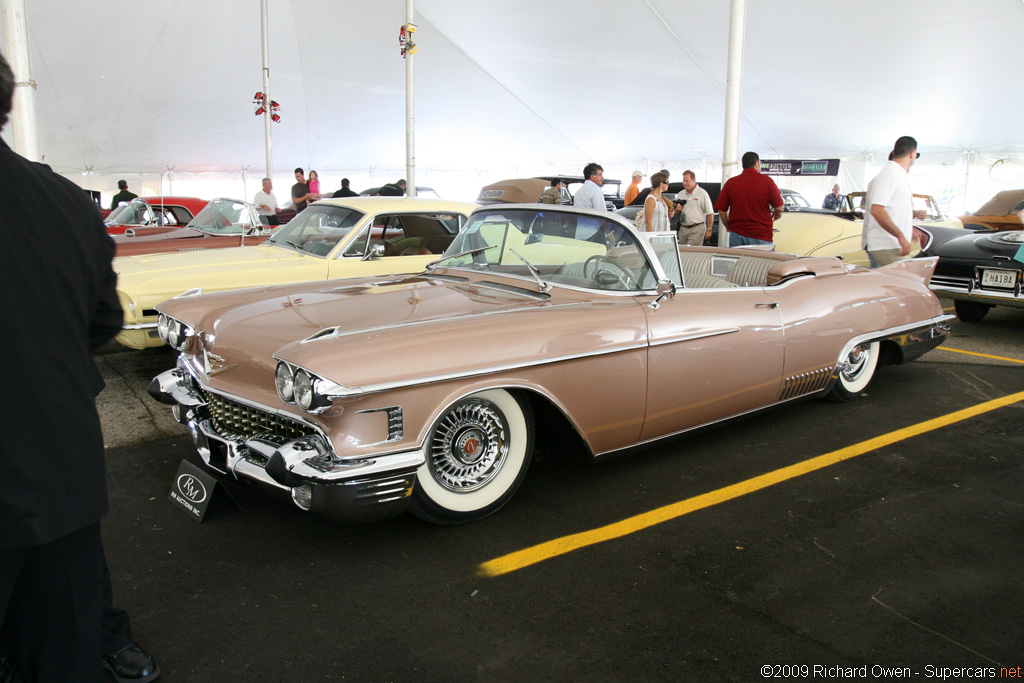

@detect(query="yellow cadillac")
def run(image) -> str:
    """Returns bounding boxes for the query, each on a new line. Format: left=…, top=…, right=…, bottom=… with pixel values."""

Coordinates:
left=114, top=197, right=476, bottom=349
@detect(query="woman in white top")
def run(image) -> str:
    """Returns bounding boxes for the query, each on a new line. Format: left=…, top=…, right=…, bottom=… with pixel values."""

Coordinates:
left=643, top=171, right=670, bottom=232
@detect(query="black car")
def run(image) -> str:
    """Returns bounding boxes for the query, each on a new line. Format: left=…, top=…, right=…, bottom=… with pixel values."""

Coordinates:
left=923, top=229, right=1024, bottom=322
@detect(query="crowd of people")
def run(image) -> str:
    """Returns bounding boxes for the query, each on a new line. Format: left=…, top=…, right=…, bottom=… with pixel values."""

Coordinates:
left=108, top=149, right=921, bottom=273
left=250, top=170, right=407, bottom=224
left=541, top=134, right=921, bottom=268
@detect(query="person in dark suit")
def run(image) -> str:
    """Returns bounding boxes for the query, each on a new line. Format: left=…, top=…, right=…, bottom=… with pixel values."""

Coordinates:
left=0, top=52, right=157, bottom=683
left=110, top=179, right=138, bottom=209
left=331, top=177, right=359, bottom=198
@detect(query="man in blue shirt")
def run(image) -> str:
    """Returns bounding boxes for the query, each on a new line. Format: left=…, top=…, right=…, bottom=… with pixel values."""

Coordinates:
left=822, top=184, right=848, bottom=211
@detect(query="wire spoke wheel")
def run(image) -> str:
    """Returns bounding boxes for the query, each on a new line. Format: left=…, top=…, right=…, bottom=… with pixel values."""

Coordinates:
left=430, top=400, right=509, bottom=492
left=410, top=389, right=533, bottom=524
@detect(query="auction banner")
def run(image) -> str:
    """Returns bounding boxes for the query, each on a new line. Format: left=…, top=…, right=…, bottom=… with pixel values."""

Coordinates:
left=760, top=159, right=841, bottom=176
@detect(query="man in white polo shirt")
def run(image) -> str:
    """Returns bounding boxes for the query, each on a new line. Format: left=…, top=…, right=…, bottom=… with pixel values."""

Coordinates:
left=862, top=136, right=919, bottom=267
left=253, top=177, right=280, bottom=225
left=673, top=170, right=715, bottom=246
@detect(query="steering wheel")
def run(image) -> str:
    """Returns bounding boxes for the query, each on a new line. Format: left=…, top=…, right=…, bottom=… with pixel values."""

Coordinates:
left=583, top=255, right=634, bottom=289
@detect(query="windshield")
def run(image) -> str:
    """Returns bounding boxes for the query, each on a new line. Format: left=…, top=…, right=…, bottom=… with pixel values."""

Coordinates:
left=106, top=198, right=154, bottom=226
left=267, top=204, right=364, bottom=256
left=433, top=208, right=658, bottom=291
left=186, top=199, right=257, bottom=235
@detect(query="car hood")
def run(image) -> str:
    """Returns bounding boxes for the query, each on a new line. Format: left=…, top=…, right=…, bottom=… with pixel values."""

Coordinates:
left=114, top=243, right=306, bottom=300
left=933, top=230, right=1024, bottom=259
left=160, top=273, right=647, bottom=403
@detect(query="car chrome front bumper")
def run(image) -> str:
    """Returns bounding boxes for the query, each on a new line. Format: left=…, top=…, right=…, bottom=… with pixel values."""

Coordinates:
left=149, top=366, right=421, bottom=523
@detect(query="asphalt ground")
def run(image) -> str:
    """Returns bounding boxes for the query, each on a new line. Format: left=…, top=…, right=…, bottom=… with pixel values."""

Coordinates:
left=80, top=303, right=1024, bottom=681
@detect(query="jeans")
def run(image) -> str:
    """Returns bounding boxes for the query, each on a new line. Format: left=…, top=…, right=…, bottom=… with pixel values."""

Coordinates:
left=728, top=233, right=772, bottom=247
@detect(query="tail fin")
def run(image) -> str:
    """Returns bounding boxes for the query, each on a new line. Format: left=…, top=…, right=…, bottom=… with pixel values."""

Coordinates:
left=881, top=257, right=938, bottom=286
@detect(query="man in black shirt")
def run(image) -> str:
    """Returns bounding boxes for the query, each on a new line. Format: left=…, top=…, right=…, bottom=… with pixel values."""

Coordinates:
left=332, top=177, right=358, bottom=198
left=291, top=167, right=313, bottom=212
left=377, top=179, right=407, bottom=196
left=110, top=179, right=138, bottom=210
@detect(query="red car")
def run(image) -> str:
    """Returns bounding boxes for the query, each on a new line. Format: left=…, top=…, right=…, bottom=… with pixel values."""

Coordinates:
left=105, top=196, right=209, bottom=236
left=114, top=197, right=294, bottom=257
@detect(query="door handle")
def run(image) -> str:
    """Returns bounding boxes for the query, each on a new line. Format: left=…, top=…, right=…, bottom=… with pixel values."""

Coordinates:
left=756, top=302, right=778, bottom=308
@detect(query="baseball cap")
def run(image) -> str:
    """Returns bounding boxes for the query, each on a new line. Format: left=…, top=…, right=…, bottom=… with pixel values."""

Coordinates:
left=631, top=170, right=644, bottom=178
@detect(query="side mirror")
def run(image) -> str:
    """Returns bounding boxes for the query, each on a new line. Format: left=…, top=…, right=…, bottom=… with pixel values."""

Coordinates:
left=648, top=280, right=676, bottom=310
left=362, top=243, right=386, bottom=261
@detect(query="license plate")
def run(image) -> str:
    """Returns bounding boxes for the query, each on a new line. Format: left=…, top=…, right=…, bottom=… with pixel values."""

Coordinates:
left=980, top=268, right=1017, bottom=289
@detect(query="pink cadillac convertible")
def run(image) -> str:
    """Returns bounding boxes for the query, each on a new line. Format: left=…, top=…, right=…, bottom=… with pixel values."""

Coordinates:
left=150, top=203, right=951, bottom=525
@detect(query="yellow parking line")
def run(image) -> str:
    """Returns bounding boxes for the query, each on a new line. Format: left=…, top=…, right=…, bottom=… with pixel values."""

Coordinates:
left=478, top=390, right=1024, bottom=578
left=936, top=347, right=1024, bottom=364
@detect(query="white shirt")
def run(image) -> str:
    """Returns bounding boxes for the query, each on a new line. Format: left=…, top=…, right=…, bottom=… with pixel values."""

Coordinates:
left=644, top=194, right=669, bottom=231
left=678, top=184, right=713, bottom=225
left=862, top=161, right=912, bottom=251
left=573, top=180, right=607, bottom=211
left=253, top=190, right=278, bottom=216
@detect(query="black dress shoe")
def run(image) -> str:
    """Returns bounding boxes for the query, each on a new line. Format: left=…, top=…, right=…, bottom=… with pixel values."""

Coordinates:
left=0, top=657, right=13, bottom=683
left=102, top=642, right=160, bottom=682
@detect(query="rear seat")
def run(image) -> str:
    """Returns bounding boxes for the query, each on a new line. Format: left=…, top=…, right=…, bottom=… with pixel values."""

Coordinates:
left=685, top=273, right=738, bottom=289
left=678, top=250, right=714, bottom=275
left=725, top=255, right=775, bottom=287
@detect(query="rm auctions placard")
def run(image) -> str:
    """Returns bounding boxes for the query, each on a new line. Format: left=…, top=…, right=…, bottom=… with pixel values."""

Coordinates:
left=168, top=459, right=220, bottom=522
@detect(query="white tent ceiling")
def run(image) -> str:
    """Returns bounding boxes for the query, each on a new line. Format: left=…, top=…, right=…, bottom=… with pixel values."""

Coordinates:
left=2, top=0, right=1024, bottom=200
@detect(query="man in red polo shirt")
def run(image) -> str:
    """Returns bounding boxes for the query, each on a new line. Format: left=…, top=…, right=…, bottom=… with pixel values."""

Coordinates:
left=714, top=151, right=784, bottom=247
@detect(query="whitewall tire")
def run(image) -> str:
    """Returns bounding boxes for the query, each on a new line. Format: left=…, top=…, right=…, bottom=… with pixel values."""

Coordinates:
left=829, top=341, right=880, bottom=402
left=409, top=389, right=534, bottom=524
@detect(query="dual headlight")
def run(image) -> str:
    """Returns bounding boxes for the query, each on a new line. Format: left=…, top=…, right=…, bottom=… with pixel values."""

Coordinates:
left=157, top=313, right=193, bottom=350
left=275, top=361, right=333, bottom=414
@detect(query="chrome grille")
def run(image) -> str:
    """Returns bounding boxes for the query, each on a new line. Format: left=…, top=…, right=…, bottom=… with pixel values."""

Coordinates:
left=930, top=274, right=971, bottom=290
left=203, top=390, right=316, bottom=442
left=779, top=366, right=832, bottom=400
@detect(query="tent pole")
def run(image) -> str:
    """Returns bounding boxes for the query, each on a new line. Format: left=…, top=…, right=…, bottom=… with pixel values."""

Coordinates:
left=261, top=0, right=273, bottom=181
left=405, top=0, right=416, bottom=198
left=1, top=0, right=39, bottom=161
left=719, top=0, right=746, bottom=246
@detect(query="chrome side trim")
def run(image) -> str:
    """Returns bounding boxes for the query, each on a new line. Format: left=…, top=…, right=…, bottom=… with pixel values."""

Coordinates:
left=122, top=321, right=158, bottom=330
left=834, top=315, right=953, bottom=366
left=318, top=339, right=651, bottom=398
left=294, top=300, right=595, bottom=345
left=778, top=366, right=833, bottom=401
left=648, top=327, right=740, bottom=347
